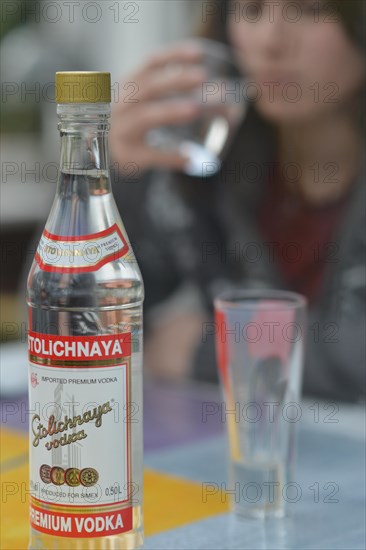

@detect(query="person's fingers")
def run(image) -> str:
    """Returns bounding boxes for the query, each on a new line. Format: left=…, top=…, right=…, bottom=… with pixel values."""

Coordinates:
left=111, top=99, right=201, bottom=140
left=112, top=67, right=206, bottom=111
left=110, top=100, right=202, bottom=173
left=133, top=66, right=207, bottom=103
left=110, top=142, right=189, bottom=174
left=142, top=42, right=204, bottom=72
left=132, top=100, right=201, bottom=136
left=112, top=43, right=205, bottom=113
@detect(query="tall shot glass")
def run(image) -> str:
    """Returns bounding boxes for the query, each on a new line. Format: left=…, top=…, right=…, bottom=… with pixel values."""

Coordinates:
left=214, top=290, right=307, bottom=518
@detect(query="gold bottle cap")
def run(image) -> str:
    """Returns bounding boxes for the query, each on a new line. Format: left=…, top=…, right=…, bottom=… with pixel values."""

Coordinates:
left=55, top=72, right=111, bottom=103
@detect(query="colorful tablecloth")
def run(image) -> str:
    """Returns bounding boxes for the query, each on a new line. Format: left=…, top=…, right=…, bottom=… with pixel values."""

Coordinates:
left=1, top=382, right=365, bottom=549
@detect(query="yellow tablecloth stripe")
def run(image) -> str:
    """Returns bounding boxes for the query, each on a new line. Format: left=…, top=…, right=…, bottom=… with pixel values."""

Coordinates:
left=1, top=428, right=229, bottom=549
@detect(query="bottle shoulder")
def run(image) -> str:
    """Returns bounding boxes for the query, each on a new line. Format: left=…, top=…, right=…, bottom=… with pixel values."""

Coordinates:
left=27, top=257, right=144, bottom=310
left=27, top=194, right=144, bottom=310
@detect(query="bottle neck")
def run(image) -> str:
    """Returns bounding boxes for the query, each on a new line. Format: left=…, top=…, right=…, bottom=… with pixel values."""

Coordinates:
left=57, top=103, right=111, bottom=194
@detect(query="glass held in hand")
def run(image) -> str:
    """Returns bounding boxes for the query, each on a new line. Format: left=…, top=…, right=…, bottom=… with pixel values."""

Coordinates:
left=145, top=39, right=248, bottom=178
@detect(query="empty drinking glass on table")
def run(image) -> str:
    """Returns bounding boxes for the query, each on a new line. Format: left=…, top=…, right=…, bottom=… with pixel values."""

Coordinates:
left=214, top=290, right=307, bottom=518
left=146, top=38, right=247, bottom=177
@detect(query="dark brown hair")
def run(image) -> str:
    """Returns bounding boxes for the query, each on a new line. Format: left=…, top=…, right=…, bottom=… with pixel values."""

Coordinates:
left=198, top=0, right=366, bottom=53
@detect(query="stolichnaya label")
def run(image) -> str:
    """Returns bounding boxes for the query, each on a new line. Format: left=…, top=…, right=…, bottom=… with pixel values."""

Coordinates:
left=29, top=331, right=133, bottom=538
left=35, top=224, right=129, bottom=273
left=28, top=332, right=130, bottom=361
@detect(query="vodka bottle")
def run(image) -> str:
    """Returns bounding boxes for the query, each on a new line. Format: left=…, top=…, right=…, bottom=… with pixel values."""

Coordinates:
left=27, top=72, right=144, bottom=549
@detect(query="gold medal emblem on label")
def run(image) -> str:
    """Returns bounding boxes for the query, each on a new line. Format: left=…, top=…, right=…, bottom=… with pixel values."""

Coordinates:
left=50, top=466, right=65, bottom=485
left=65, top=467, right=81, bottom=487
left=39, top=464, right=52, bottom=484
left=79, top=467, right=99, bottom=487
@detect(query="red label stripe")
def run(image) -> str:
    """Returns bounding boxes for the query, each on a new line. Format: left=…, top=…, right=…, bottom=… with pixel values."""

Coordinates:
left=28, top=332, right=132, bottom=362
left=30, top=502, right=133, bottom=538
left=35, top=223, right=129, bottom=273
left=42, top=225, right=124, bottom=242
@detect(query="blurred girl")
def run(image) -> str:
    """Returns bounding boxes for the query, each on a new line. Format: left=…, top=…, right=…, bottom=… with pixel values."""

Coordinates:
left=110, top=0, right=365, bottom=401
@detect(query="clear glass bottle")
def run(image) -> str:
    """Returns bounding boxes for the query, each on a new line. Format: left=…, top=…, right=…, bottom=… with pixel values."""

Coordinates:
left=27, top=72, right=144, bottom=549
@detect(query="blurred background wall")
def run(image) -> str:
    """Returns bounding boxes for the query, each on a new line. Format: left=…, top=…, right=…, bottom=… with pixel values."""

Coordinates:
left=0, top=0, right=199, bottom=344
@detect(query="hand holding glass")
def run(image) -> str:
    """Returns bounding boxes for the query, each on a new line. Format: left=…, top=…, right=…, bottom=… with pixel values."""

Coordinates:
left=146, top=39, right=247, bottom=177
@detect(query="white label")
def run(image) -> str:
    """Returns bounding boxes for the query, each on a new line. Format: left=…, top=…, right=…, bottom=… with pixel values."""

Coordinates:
left=30, top=363, right=129, bottom=505
left=28, top=332, right=133, bottom=537
left=35, top=223, right=129, bottom=273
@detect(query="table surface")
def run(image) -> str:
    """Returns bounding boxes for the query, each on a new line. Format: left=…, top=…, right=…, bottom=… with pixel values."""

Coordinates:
left=1, top=374, right=365, bottom=550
